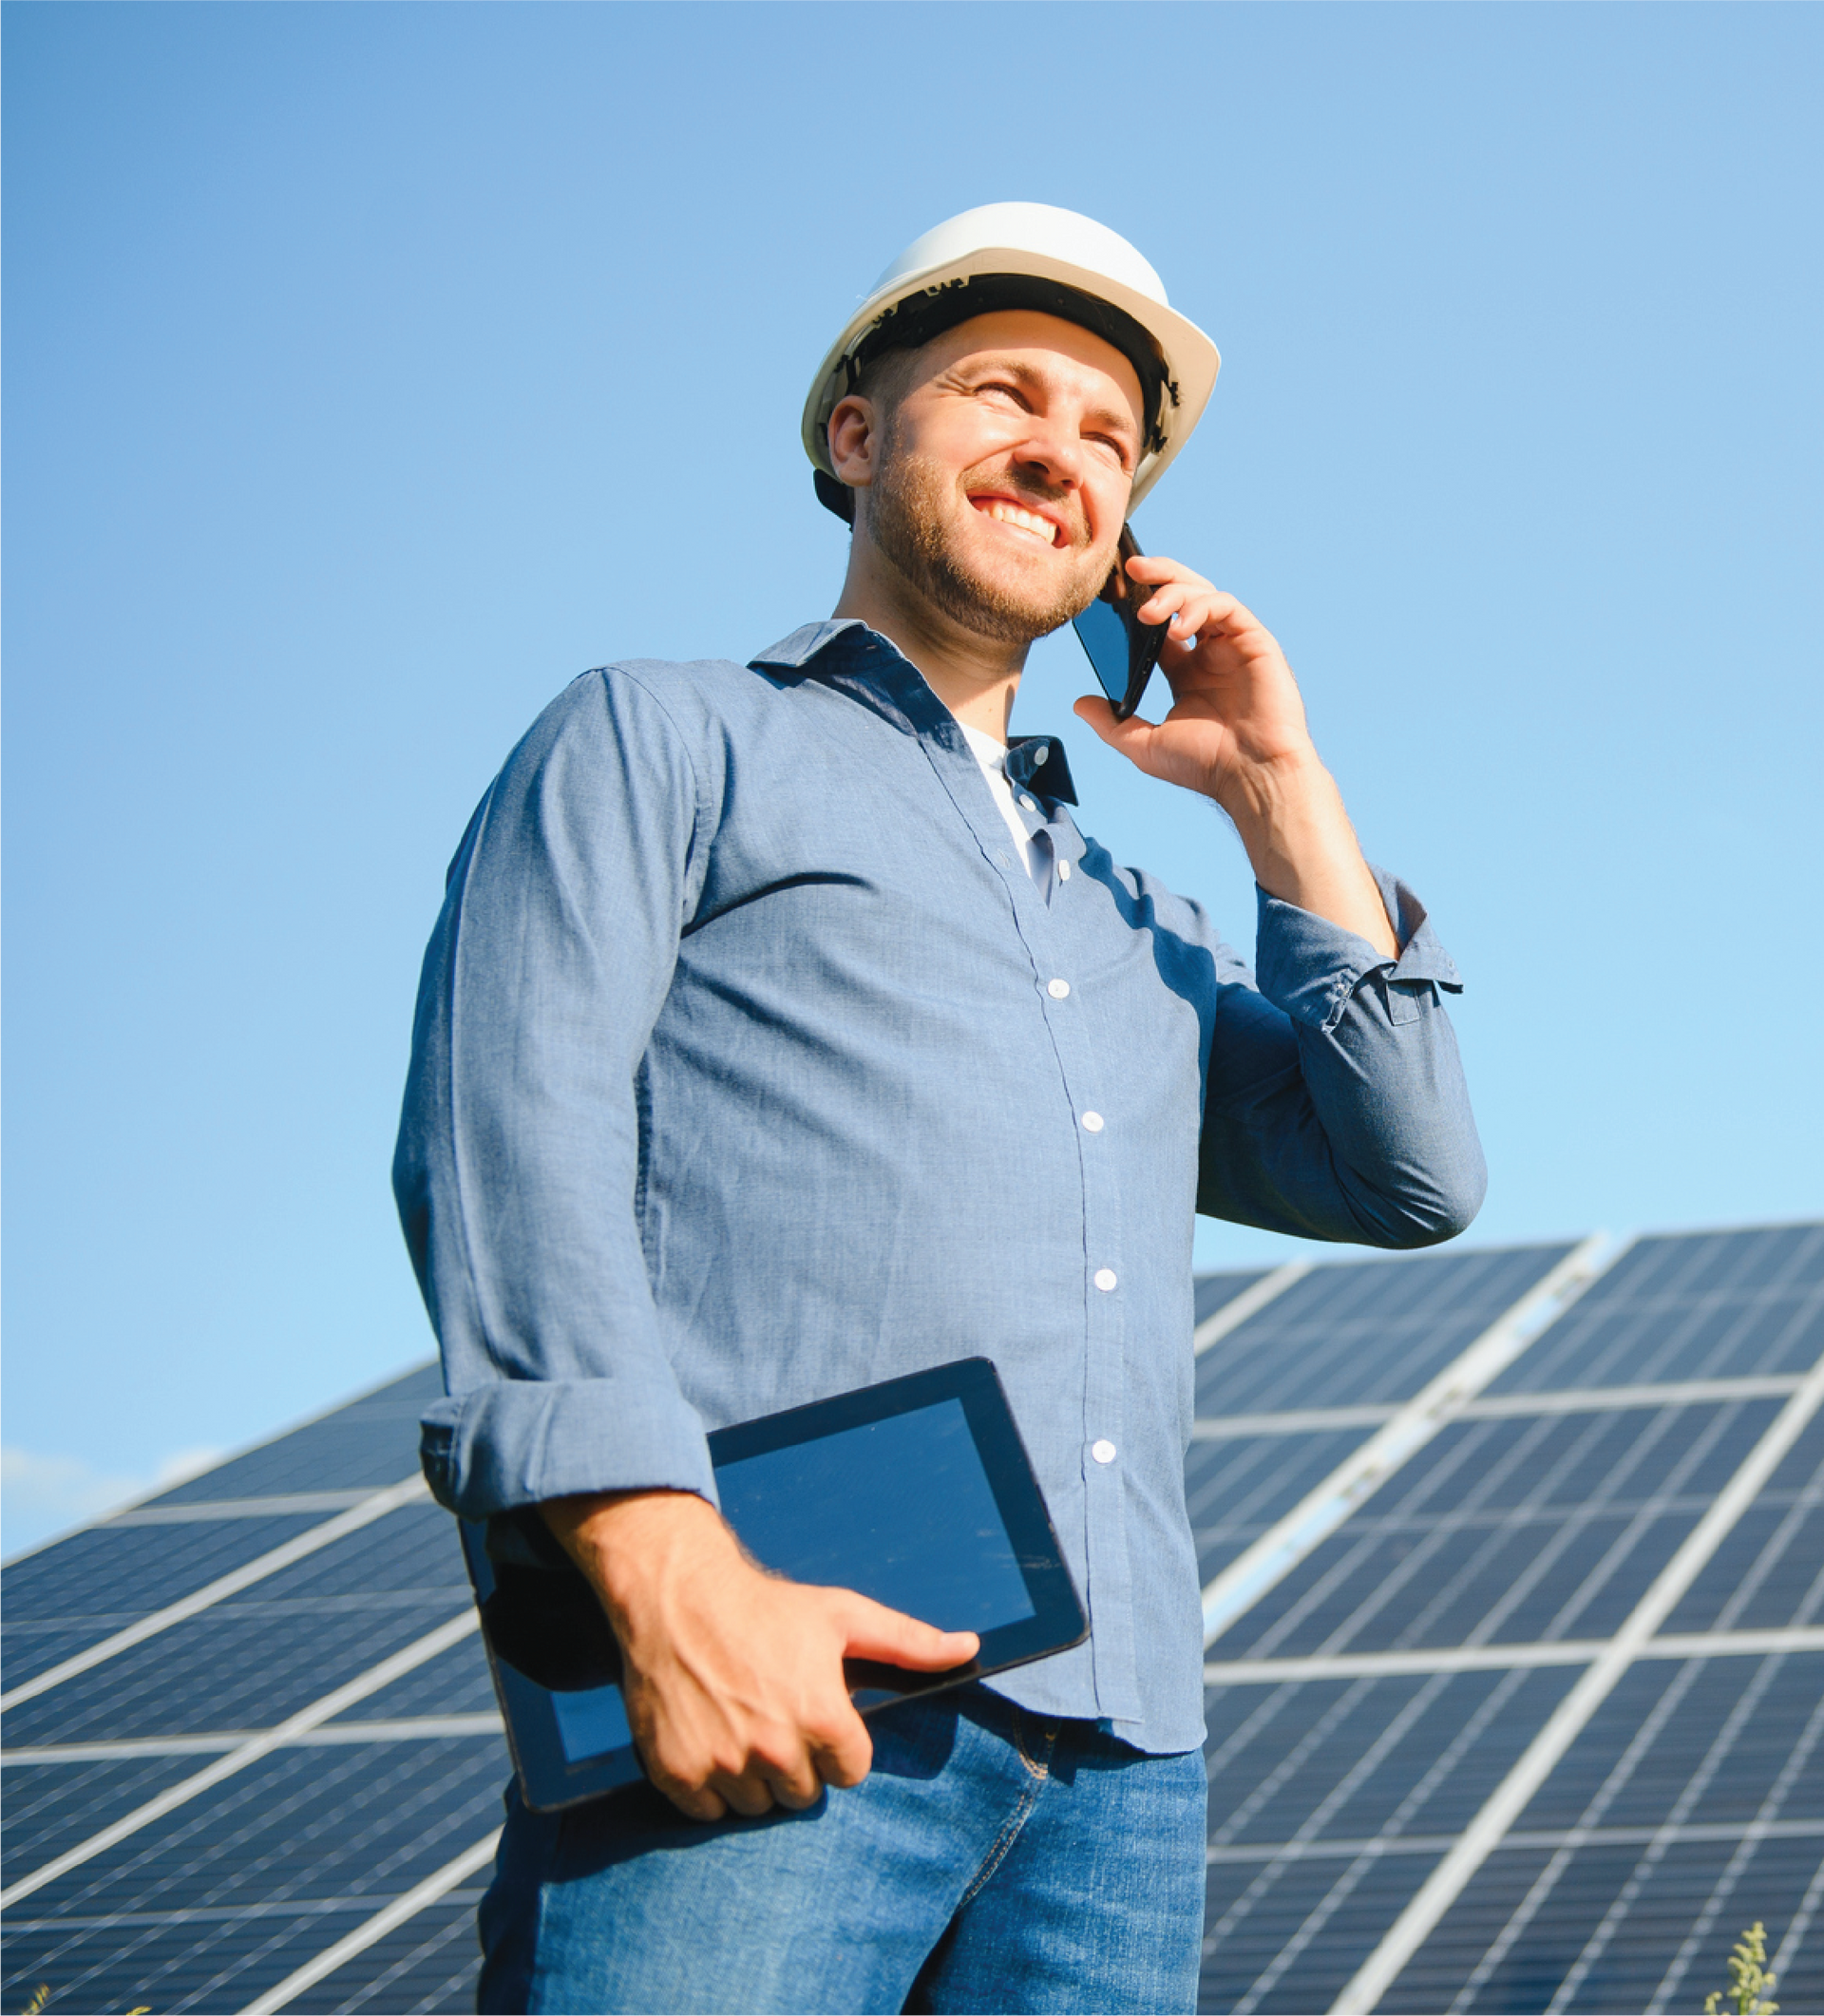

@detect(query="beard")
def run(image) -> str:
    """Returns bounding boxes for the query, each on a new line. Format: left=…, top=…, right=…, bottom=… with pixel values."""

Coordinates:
left=864, top=427, right=1114, bottom=647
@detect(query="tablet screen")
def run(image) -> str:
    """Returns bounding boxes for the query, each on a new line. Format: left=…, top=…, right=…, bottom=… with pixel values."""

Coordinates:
left=716, top=1397, right=1036, bottom=1635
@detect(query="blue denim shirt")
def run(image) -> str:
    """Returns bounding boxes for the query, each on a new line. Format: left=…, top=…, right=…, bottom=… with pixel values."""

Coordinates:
left=393, top=619, right=1485, bottom=1752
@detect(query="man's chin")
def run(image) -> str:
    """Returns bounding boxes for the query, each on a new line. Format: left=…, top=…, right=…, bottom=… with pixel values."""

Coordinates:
left=936, top=548, right=1100, bottom=646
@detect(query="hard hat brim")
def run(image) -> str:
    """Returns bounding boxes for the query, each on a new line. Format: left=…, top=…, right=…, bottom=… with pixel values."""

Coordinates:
left=802, top=243, right=1220, bottom=514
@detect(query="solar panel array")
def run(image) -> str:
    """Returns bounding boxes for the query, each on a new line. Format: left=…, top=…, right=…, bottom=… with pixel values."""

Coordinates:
left=3, top=1221, right=1819, bottom=2014
left=1195, top=1222, right=1824, bottom=2014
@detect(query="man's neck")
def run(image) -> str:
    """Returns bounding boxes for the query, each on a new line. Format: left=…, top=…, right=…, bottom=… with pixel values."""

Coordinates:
left=832, top=537, right=1024, bottom=740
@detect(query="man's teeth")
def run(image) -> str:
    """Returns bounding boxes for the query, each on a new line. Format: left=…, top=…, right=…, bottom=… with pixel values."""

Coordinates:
left=982, top=501, right=1057, bottom=545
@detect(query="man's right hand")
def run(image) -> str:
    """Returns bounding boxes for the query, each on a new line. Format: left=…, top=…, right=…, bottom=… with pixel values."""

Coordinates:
left=539, top=1489, right=978, bottom=1822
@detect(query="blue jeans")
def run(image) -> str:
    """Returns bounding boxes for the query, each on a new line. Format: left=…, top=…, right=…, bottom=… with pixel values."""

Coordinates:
left=478, top=1683, right=1207, bottom=2014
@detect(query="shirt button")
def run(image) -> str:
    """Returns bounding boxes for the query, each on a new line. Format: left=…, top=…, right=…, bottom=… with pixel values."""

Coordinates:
left=1056, top=859, right=1071, bottom=882
left=1047, top=978, right=1071, bottom=999
left=1092, top=1438, right=1117, bottom=1465
left=1019, top=794, right=1038, bottom=812
left=1093, top=1267, right=1117, bottom=1292
left=1032, top=744, right=1050, bottom=765
left=1081, top=1112, right=1105, bottom=1132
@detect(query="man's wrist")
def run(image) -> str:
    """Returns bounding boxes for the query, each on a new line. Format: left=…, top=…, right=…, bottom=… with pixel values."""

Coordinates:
left=539, top=1487, right=734, bottom=1638
left=1214, top=743, right=1331, bottom=842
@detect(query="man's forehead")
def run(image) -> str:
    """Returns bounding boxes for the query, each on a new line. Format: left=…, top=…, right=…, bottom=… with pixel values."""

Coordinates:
left=923, top=312, right=1147, bottom=425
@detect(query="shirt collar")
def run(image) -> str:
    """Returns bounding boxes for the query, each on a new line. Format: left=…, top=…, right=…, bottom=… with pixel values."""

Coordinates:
left=750, top=620, right=1078, bottom=806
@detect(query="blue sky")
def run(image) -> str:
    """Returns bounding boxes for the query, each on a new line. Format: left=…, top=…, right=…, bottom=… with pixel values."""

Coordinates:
left=5, top=2, right=1819, bottom=1553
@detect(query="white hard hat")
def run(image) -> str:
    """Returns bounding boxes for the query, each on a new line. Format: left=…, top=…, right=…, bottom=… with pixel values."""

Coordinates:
left=803, top=201, right=1220, bottom=521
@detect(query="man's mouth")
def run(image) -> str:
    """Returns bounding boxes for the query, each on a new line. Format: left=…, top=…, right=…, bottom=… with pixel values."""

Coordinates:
left=970, top=494, right=1062, bottom=547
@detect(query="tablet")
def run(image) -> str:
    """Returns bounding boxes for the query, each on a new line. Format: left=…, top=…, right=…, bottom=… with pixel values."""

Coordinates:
left=460, top=1357, right=1087, bottom=1813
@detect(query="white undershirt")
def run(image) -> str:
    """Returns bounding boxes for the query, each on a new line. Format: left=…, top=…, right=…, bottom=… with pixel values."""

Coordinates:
left=960, top=723, right=1053, bottom=900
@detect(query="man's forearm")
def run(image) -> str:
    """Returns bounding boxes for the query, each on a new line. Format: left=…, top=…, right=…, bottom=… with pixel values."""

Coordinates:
left=1221, top=749, right=1397, bottom=960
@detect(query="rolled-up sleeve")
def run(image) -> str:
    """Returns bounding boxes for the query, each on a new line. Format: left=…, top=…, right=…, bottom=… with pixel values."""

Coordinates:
left=1195, top=866, right=1487, bottom=1247
left=392, top=668, right=719, bottom=1519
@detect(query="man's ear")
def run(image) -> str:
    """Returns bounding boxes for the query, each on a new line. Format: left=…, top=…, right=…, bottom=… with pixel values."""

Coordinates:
left=826, top=395, right=880, bottom=492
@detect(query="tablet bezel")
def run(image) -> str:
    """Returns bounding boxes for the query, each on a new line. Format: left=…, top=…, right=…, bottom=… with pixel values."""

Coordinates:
left=464, top=1356, right=1087, bottom=1812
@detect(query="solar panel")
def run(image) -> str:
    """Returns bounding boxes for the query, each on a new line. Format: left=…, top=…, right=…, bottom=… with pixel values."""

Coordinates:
left=1, top=1365, right=495, bottom=2015
left=4, top=1223, right=1820, bottom=2014
left=1193, top=1243, right=1573, bottom=1417
left=1198, top=1222, right=1824, bottom=2013
left=1488, top=1224, right=1824, bottom=1394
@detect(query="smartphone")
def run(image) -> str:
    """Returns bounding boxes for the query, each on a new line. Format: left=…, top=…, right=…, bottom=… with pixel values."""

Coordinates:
left=1071, top=523, right=1168, bottom=722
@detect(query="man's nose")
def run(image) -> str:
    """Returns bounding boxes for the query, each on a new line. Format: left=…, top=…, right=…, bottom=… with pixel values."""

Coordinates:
left=1011, top=421, right=1085, bottom=490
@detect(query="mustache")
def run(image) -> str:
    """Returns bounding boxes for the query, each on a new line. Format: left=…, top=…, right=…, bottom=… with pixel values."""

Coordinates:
left=962, top=463, right=1088, bottom=547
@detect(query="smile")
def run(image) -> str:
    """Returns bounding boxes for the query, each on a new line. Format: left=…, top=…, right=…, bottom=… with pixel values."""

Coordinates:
left=971, top=496, right=1061, bottom=546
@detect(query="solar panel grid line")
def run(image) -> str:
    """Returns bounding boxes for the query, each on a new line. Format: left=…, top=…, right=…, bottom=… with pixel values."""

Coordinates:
left=1202, top=1234, right=1615, bottom=1647
left=1328, top=1340, right=1824, bottom=2015
left=0, top=1608, right=478, bottom=1909
left=0, top=1364, right=440, bottom=1572
left=1194, top=1263, right=1312, bottom=1355
left=1186, top=1430, right=1380, bottom=1585
left=1193, top=1406, right=1396, bottom=1438
left=5, top=1715, right=507, bottom=1764
left=106, top=1493, right=391, bottom=1526
left=238, top=1829, right=502, bottom=2016
left=0, top=1476, right=430, bottom=1712
left=1204, top=1624, right=1824, bottom=1684
left=1204, top=1817, right=1824, bottom=1865
left=1189, top=1376, right=1811, bottom=1441
left=1463, top=1375, right=1809, bottom=1417
left=2, top=1892, right=486, bottom=1932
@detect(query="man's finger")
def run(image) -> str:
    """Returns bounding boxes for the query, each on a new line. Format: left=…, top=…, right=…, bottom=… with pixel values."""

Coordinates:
left=656, top=1772, right=729, bottom=1824
left=808, top=1705, right=874, bottom=1792
left=834, top=1592, right=979, bottom=1671
left=712, top=1768, right=778, bottom=1819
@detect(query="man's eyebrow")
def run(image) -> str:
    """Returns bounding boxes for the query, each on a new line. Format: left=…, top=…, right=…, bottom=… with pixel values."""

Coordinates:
left=960, top=354, right=1142, bottom=439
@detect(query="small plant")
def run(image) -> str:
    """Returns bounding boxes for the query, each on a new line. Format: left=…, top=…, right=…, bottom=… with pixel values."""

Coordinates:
left=1705, top=1922, right=1778, bottom=2016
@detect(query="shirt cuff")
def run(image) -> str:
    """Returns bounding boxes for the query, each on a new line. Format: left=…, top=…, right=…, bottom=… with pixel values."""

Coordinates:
left=419, top=1376, right=719, bottom=1521
left=1254, top=866, right=1463, bottom=1036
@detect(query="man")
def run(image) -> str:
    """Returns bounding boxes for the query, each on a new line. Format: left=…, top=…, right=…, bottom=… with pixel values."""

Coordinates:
left=394, top=203, right=1484, bottom=2014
